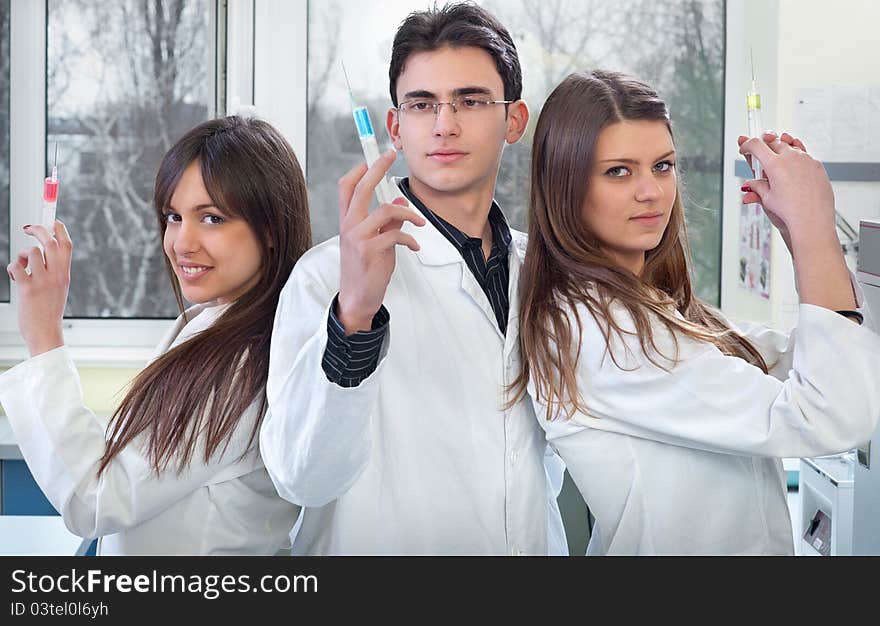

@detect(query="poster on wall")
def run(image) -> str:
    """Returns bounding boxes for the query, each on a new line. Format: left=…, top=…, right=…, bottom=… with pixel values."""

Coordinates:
left=738, top=203, right=771, bottom=299
left=793, top=84, right=880, bottom=162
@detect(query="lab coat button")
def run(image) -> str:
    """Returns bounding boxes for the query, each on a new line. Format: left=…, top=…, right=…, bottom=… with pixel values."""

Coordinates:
left=509, top=451, right=518, bottom=465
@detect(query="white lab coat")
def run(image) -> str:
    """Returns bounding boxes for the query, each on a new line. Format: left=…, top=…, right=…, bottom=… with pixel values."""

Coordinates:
left=261, top=209, right=567, bottom=555
left=532, top=282, right=880, bottom=555
left=0, top=303, right=300, bottom=555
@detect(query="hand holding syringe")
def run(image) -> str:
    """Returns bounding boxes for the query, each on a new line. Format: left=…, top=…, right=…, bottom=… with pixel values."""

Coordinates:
left=741, top=51, right=856, bottom=255
left=25, top=144, right=60, bottom=268
left=335, top=64, right=425, bottom=335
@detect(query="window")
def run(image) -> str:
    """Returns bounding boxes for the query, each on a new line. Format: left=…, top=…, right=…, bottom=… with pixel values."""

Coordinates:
left=306, top=0, right=725, bottom=303
left=0, top=0, right=9, bottom=303
left=46, top=0, right=217, bottom=318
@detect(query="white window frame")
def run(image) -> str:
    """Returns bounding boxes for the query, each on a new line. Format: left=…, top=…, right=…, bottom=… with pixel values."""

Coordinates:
left=253, top=0, right=307, bottom=164
left=0, top=0, right=256, bottom=368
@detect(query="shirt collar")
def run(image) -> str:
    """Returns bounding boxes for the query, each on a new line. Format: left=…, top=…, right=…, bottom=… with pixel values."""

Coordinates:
left=397, top=177, right=512, bottom=258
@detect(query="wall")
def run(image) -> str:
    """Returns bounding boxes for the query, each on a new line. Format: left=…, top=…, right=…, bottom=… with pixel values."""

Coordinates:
left=0, top=366, right=136, bottom=417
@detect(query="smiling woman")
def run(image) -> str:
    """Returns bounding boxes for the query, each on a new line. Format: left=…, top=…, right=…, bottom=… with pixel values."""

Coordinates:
left=162, top=161, right=263, bottom=305
left=0, top=116, right=312, bottom=555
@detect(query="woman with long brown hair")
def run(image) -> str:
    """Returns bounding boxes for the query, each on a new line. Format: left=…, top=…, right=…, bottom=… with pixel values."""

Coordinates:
left=1, top=116, right=310, bottom=554
left=513, top=70, right=880, bottom=555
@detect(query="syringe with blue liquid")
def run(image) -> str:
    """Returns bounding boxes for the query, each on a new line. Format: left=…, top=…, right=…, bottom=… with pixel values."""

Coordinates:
left=343, top=63, right=397, bottom=206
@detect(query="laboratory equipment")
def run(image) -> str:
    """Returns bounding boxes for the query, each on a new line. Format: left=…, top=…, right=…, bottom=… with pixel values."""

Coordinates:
left=42, top=143, right=59, bottom=231
left=342, top=63, right=397, bottom=206
left=853, top=218, right=880, bottom=554
left=798, top=453, right=854, bottom=556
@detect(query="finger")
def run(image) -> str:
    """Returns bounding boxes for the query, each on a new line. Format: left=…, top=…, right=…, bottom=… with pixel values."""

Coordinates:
left=740, top=179, right=770, bottom=204
left=766, top=137, right=792, bottom=154
left=27, top=246, right=46, bottom=275
left=7, top=259, right=27, bottom=283
left=52, top=220, right=74, bottom=255
left=16, top=249, right=35, bottom=276
left=23, top=224, right=60, bottom=264
left=378, top=218, right=404, bottom=235
left=740, top=133, right=777, bottom=146
left=356, top=203, right=425, bottom=237
left=24, top=223, right=55, bottom=245
left=370, top=229, right=421, bottom=253
left=378, top=197, right=414, bottom=233
left=739, top=137, right=777, bottom=171
left=348, top=150, right=398, bottom=222
left=781, top=133, right=807, bottom=152
left=741, top=191, right=761, bottom=205
left=338, top=163, right=369, bottom=224
left=737, top=135, right=754, bottom=171
left=736, top=135, right=755, bottom=173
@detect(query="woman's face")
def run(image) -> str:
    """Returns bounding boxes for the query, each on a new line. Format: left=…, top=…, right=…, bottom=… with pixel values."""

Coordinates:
left=581, top=120, right=677, bottom=276
left=163, top=160, right=263, bottom=304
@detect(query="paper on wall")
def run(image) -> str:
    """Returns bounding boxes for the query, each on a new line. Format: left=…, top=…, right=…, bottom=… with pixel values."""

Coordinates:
left=793, top=84, right=880, bottom=162
left=793, top=87, right=833, bottom=160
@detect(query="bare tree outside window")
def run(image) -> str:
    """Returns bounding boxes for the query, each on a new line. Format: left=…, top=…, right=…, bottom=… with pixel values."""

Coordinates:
left=0, top=0, right=10, bottom=302
left=307, top=0, right=724, bottom=304
left=47, top=0, right=214, bottom=318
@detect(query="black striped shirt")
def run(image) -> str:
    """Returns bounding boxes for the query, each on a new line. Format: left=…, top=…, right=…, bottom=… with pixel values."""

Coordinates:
left=321, top=177, right=512, bottom=387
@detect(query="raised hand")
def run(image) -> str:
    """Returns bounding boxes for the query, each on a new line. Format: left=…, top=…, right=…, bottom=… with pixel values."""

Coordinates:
left=737, top=131, right=807, bottom=252
left=7, top=222, right=72, bottom=356
left=738, top=131, right=854, bottom=312
left=738, top=131, right=834, bottom=249
left=336, top=150, right=426, bottom=334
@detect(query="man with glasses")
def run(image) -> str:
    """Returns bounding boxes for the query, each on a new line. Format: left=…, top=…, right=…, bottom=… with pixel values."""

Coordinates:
left=261, top=2, right=567, bottom=555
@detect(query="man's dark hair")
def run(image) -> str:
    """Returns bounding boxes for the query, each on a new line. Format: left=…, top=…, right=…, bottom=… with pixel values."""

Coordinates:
left=389, top=2, right=522, bottom=106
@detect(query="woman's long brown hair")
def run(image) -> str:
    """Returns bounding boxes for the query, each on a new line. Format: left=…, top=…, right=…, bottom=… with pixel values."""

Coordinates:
left=511, top=70, right=768, bottom=422
left=97, top=116, right=312, bottom=475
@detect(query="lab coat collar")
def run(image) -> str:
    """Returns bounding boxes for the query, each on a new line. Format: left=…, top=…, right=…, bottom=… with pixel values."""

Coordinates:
left=153, top=301, right=231, bottom=357
left=393, top=176, right=501, bottom=268
left=504, top=231, right=527, bottom=356
left=391, top=177, right=526, bottom=346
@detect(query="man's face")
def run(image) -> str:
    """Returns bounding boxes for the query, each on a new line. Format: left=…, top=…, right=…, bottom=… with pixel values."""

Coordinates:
left=387, top=45, right=526, bottom=196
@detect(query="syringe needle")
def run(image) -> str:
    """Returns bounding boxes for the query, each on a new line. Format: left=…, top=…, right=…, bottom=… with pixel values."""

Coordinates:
left=53, top=141, right=58, bottom=168
left=342, top=61, right=355, bottom=109
left=750, top=47, right=755, bottom=82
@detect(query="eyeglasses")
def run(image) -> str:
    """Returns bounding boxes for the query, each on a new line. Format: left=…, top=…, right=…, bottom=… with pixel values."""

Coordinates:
left=396, top=97, right=513, bottom=118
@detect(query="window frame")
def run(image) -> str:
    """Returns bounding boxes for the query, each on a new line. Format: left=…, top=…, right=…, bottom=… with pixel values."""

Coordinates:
left=0, top=0, right=256, bottom=368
